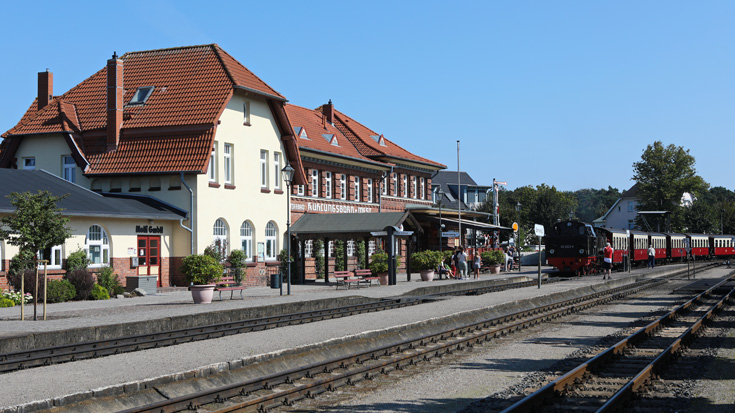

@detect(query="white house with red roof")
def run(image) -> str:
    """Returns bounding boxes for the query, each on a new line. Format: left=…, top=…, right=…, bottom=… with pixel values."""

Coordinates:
left=1, top=45, right=305, bottom=287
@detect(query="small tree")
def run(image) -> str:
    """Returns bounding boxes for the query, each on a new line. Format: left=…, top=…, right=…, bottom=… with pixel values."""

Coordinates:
left=314, top=239, right=324, bottom=278
left=334, top=240, right=345, bottom=271
left=356, top=240, right=366, bottom=269
left=0, top=191, right=71, bottom=261
left=227, top=249, right=247, bottom=284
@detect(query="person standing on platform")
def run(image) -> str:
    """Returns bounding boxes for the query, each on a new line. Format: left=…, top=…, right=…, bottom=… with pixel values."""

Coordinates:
left=648, top=244, right=656, bottom=269
left=457, top=247, right=468, bottom=279
left=451, top=249, right=459, bottom=278
left=602, top=242, right=613, bottom=280
left=473, top=250, right=481, bottom=279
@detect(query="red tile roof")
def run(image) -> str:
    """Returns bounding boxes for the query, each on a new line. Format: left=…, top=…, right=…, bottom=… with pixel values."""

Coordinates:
left=1, top=44, right=290, bottom=176
left=284, top=104, right=384, bottom=167
left=331, top=108, right=445, bottom=169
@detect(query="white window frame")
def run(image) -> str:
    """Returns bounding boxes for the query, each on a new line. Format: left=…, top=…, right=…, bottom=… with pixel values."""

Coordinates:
left=354, top=176, right=360, bottom=202
left=38, top=245, right=63, bottom=270
left=265, top=221, right=278, bottom=260
left=328, top=240, right=334, bottom=256
left=340, top=174, right=346, bottom=200
left=260, top=151, right=268, bottom=188
left=274, top=152, right=281, bottom=190
left=86, top=225, right=109, bottom=267
left=347, top=240, right=355, bottom=257
left=213, top=218, right=228, bottom=259
left=240, top=221, right=253, bottom=262
left=368, top=240, right=376, bottom=256
left=208, top=144, right=217, bottom=182
left=224, top=144, right=232, bottom=185
left=402, top=175, right=407, bottom=198
left=382, top=175, right=388, bottom=196
left=324, top=171, right=332, bottom=198
left=304, top=240, right=313, bottom=258
left=23, top=157, right=36, bottom=170
left=392, top=173, right=398, bottom=196
left=420, top=178, right=425, bottom=200
left=411, top=176, right=417, bottom=199
left=367, top=178, right=373, bottom=203
left=62, top=156, right=76, bottom=183
left=311, top=169, right=319, bottom=197
left=243, top=101, right=251, bottom=125
left=296, top=185, right=305, bottom=196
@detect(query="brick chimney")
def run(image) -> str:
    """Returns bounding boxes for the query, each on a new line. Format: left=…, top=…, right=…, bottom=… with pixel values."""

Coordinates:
left=106, top=52, right=123, bottom=151
left=323, top=99, right=334, bottom=126
left=37, top=69, right=53, bottom=111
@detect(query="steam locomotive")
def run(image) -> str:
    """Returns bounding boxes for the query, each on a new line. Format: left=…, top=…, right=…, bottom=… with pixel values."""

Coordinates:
left=545, top=220, right=735, bottom=275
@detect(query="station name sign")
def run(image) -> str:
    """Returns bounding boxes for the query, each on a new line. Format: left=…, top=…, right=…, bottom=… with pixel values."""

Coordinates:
left=136, top=225, right=164, bottom=234
left=291, top=202, right=373, bottom=214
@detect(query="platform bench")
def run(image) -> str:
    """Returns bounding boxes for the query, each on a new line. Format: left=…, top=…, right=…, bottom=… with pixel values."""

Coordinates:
left=333, top=271, right=363, bottom=290
left=215, top=276, right=245, bottom=300
left=354, top=269, right=379, bottom=286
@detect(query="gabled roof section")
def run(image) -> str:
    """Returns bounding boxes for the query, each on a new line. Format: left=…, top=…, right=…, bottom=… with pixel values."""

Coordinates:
left=330, top=107, right=445, bottom=170
left=214, top=47, right=285, bottom=101
left=284, top=104, right=384, bottom=168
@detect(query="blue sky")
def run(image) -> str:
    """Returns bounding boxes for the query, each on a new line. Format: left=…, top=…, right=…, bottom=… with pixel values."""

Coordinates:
left=1, top=1, right=733, bottom=192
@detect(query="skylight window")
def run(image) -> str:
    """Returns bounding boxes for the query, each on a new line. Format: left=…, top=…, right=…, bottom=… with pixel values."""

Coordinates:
left=370, top=134, right=387, bottom=147
left=128, top=86, right=154, bottom=105
left=294, top=127, right=309, bottom=140
left=322, top=134, right=339, bottom=147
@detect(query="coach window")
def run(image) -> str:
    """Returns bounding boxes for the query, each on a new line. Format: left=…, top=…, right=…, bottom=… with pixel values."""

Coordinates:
left=86, top=225, right=109, bottom=267
left=265, top=221, right=278, bottom=260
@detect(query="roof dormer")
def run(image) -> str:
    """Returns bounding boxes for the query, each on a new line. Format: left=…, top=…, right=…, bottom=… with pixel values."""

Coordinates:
left=322, top=133, right=339, bottom=147
left=370, top=134, right=387, bottom=147
left=294, top=127, right=309, bottom=140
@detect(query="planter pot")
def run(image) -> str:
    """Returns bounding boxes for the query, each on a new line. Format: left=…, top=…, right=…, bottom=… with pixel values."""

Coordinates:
left=489, top=264, right=502, bottom=275
left=378, top=273, right=389, bottom=285
left=190, top=284, right=216, bottom=304
left=419, top=270, right=435, bottom=282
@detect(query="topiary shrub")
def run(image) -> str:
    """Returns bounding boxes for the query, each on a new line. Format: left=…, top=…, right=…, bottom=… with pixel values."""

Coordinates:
left=66, top=269, right=95, bottom=300
left=481, top=250, right=506, bottom=266
left=410, top=250, right=444, bottom=271
left=46, top=279, right=76, bottom=303
left=96, top=267, right=124, bottom=296
left=0, top=298, right=15, bottom=308
left=65, top=249, right=90, bottom=272
left=227, top=249, right=246, bottom=284
left=314, top=240, right=324, bottom=278
left=181, top=254, right=223, bottom=285
left=89, top=284, right=110, bottom=300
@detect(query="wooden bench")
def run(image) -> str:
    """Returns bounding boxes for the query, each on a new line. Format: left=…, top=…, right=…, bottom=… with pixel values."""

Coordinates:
left=215, top=276, right=245, bottom=300
left=333, top=271, right=363, bottom=290
left=354, top=269, right=379, bottom=286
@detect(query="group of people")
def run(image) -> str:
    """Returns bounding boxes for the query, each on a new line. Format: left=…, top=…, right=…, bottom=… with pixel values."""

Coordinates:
left=438, top=246, right=512, bottom=280
left=601, top=242, right=657, bottom=280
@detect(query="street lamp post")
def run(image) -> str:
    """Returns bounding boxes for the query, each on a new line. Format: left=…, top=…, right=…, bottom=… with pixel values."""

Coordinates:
left=281, top=163, right=295, bottom=296
left=516, top=202, right=522, bottom=272
left=438, top=188, right=445, bottom=253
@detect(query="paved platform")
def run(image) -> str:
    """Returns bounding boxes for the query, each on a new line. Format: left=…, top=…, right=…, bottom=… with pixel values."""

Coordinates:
left=0, top=263, right=729, bottom=411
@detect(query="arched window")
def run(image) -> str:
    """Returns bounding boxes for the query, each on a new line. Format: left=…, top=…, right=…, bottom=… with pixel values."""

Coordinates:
left=86, top=225, right=109, bottom=266
left=265, top=221, right=278, bottom=260
left=213, top=219, right=228, bottom=260
left=240, top=221, right=253, bottom=262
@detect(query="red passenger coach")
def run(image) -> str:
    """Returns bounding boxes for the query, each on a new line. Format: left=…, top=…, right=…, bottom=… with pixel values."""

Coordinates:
left=667, top=233, right=688, bottom=261
left=594, top=228, right=628, bottom=265
left=630, top=231, right=650, bottom=263
left=686, top=234, right=710, bottom=257
left=650, top=233, right=667, bottom=261
left=710, top=235, right=735, bottom=257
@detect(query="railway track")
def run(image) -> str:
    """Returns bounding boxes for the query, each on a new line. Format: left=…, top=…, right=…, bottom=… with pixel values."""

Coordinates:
left=114, top=267, right=711, bottom=412
left=0, top=277, right=562, bottom=374
left=502, top=274, right=735, bottom=413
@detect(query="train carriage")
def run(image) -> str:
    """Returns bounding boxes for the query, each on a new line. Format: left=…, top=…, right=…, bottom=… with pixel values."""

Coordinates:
left=667, top=233, right=688, bottom=262
left=546, top=220, right=599, bottom=275
left=594, top=227, right=629, bottom=265
left=650, top=232, right=667, bottom=263
left=710, top=235, right=735, bottom=258
left=630, top=231, right=650, bottom=263
left=685, top=233, right=710, bottom=258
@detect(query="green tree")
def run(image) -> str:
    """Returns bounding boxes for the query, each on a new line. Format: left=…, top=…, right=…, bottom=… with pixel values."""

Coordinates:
left=0, top=191, right=71, bottom=266
left=632, top=141, right=708, bottom=231
left=684, top=201, right=717, bottom=233
left=574, top=187, right=621, bottom=223
left=527, top=184, right=577, bottom=233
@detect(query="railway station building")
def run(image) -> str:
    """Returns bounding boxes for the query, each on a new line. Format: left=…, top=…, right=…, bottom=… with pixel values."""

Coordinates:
left=0, top=44, right=458, bottom=288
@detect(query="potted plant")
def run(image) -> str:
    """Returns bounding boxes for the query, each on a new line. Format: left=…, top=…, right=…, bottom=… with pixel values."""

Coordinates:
left=410, top=250, right=444, bottom=281
left=369, top=252, right=401, bottom=285
left=481, top=250, right=505, bottom=274
left=181, top=254, right=223, bottom=304
left=227, top=249, right=246, bottom=285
